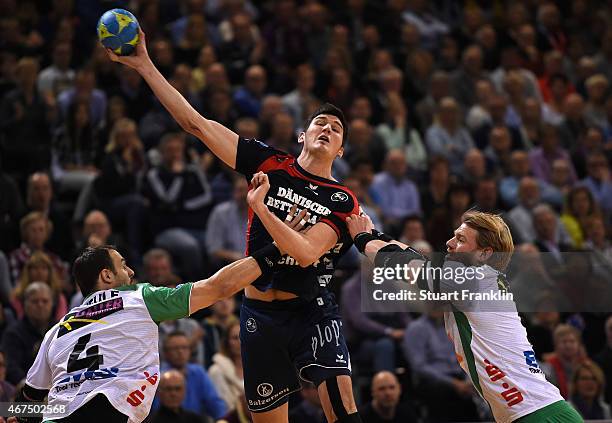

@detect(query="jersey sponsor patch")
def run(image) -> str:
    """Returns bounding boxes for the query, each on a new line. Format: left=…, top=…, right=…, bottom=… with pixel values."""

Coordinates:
left=236, top=137, right=359, bottom=298
left=331, top=191, right=348, bottom=202
left=58, top=297, right=124, bottom=337
left=246, top=318, right=257, bottom=333
left=126, top=371, right=159, bottom=407
left=483, top=358, right=524, bottom=407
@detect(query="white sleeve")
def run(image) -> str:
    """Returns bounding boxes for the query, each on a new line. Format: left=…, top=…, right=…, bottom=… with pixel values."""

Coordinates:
left=25, top=329, right=54, bottom=390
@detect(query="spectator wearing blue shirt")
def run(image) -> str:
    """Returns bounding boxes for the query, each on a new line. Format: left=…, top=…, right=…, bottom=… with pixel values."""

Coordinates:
left=155, top=331, right=227, bottom=419
left=233, top=65, right=266, bottom=118
left=57, top=69, right=107, bottom=130
left=582, top=152, right=612, bottom=219
left=528, top=124, right=577, bottom=185
left=425, top=97, right=475, bottom=175
left=371, top=149, right=421, bottom=229
left=506, top=177, right=544, bottom=244
left=205, top=178, right=248, bottom=268
left=168, top=0, right=220, bottom=48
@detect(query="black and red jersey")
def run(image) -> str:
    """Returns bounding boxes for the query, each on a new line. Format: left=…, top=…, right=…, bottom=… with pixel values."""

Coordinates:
left=235, top=137, right=360, bottom=300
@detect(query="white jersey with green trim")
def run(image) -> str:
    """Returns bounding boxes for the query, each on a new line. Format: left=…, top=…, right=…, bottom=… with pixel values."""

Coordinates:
left=422, top=260, right=564, bottom=423
left=25, top=283, right=192, bottom=423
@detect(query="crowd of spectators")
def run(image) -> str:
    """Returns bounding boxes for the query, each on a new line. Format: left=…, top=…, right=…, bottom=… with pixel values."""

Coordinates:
left=1, top=0, right=612, bottom=421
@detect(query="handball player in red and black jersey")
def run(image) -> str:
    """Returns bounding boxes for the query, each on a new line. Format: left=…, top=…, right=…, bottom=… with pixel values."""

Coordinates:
left=108, top=29, right=363, bottom=423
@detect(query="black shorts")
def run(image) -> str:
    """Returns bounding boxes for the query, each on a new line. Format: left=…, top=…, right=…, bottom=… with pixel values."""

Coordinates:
left=240, top=292, right=351, bottom=413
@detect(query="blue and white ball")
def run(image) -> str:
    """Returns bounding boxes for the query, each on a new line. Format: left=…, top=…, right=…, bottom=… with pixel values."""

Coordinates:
left=97, top=9, right=140, bottom=56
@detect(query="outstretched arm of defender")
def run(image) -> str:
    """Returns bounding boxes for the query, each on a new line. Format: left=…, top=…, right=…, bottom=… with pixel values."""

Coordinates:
left=189, top=242, right=281, bottom=312
left=189, top=257, right=261, bottom=312
left=346, top=214, right=409, bottom=260
left=346, top=214, right=430, bottom=285
left=247, top=172, right=338, bottom=267
left=106, top=29, right=239, bottom=168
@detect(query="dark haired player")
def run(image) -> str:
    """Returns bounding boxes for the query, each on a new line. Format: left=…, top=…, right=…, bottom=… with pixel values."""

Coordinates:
left=108, top=30, right=362, bottom=423
left=7, top=243, right=284, bottom=423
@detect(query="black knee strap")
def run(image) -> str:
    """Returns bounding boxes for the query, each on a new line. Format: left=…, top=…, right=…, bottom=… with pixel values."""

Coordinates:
left=335, top=412, right=362, bottom=423
left=326, top=376, right=348, bottom=418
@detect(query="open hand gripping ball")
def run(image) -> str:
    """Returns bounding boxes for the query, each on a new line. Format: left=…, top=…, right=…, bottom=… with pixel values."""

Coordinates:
left=97, top=9, right=140, bottom=56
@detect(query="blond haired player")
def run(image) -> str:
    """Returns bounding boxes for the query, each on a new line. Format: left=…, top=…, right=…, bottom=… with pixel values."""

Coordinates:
left=346, top=211, right=583, bottom=423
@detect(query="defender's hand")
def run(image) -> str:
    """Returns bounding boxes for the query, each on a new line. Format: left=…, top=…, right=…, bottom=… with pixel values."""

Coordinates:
left=346, top=214, right=374, bottom=239
left=105, top=28, right=152, bottom=71
left=247, top=172, right=270, bottom=209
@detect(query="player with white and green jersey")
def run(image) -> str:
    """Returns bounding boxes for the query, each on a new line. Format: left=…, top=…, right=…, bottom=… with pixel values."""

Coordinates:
left=13, top=243, right=283, bottom=423
left=346, top=211, right=584, bottom=423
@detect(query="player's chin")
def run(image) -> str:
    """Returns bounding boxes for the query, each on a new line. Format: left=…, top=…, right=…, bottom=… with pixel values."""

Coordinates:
left=312, top=139, right=330, bottom=148
left=310, top=141, right=336, bottom=157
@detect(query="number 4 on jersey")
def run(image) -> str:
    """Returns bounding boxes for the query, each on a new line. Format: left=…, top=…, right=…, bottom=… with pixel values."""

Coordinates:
left=67, top=334, right=104, bottom=372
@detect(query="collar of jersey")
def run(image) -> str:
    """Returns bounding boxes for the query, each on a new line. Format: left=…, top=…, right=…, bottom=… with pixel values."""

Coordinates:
left=81, top=284, right=135, bottom=303
left=80, top=291, right=97, bottom=304
left=293, top=160, right=341, bottom=186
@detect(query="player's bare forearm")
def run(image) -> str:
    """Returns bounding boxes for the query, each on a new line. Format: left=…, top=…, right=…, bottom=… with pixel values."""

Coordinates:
left=137, top=64, right=239, bottom=168
left=189, top=257, right=261, bottom=312
left=252, top=202, right=336, bottom=266
left=107, top=29, right=238, bottom=168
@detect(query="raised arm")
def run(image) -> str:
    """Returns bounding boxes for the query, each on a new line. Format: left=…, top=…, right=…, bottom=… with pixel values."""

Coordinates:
left=106, top=30, right=239, bottom=168
left=247, top=173, right=338, bottom=267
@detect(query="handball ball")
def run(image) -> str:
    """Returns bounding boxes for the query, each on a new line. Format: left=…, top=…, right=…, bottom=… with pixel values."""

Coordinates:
left=97, top=9, right=140, bottom=56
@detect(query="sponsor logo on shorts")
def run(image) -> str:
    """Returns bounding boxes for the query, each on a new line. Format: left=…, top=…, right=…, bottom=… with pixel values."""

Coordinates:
left=311, top=320, right=342, bottom=361
left=246, top=318, right=257, bottom=333
left=331, top=192, right=348, bottom=202
left=257, top=383, right=273, bottom=398
left=249, top=387, right=290, bottom=408
left=336, top=354, right=346, bottom=364
left=58, top=293, right=124, bottom=337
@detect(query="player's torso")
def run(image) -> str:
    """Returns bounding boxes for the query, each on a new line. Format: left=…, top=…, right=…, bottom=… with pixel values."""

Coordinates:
left=44, top=288, right=160, bottom=422
left=445, top=311, right=563, bottom=423
left=247, top=157, right=355, bottom=298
